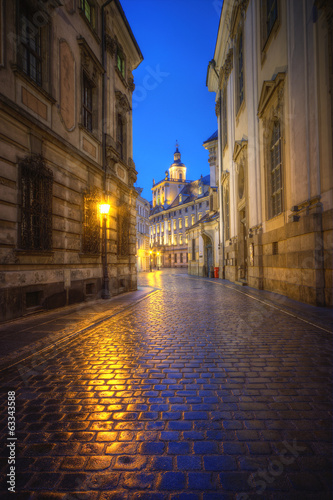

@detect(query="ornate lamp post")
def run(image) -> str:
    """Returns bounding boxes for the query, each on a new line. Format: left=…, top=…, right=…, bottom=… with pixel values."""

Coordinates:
left=99, top=202, right=110, bottom=299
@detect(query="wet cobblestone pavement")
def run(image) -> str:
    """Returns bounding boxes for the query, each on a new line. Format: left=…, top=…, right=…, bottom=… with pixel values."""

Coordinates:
left=0, top=270, right=332, bottom=499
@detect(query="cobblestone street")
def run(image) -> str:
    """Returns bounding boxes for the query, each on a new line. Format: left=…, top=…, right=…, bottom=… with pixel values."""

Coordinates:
left=1, top=270, right=332, bottom=499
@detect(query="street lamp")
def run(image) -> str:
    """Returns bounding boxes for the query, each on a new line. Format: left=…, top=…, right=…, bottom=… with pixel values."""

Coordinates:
left=99, top=202, right=110, bottom=299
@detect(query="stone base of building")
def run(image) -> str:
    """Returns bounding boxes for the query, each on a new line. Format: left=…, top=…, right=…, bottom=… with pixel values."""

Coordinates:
left=188, top=262, right=210, bottom=278
left=223, top=208, right=332, bottom=307
left=0, top=273, right=137, bottom=323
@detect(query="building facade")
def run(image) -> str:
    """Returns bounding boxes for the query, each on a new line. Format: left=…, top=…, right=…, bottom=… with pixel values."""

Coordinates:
left=187, top=132, right=220, bottom=277
left=207, top=0, right=332, bottom=306
left=135, top=188, right=150, bottom=272
left=0, top=0, right=143, bottom=322
left=149, top=145, right=211, bottom=269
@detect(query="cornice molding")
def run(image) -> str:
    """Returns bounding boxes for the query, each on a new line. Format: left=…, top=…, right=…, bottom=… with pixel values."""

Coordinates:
left=258, top=72, right=285, bottom=118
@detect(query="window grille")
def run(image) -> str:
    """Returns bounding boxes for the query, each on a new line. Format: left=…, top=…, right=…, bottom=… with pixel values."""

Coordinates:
left=270, top=122, right=282, bottom=217
left=82, top=189, right=100, bottom=254
left=20, top=155, right=53, bottom=251
left=83, top=74, right=93, bottom=131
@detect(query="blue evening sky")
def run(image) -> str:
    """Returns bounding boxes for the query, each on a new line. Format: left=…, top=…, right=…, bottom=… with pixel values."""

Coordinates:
left=120, top=0, right=222, bottom=202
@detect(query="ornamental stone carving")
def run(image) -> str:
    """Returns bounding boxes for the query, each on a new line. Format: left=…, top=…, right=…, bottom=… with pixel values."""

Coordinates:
left=105, top=34, right=117, bottom=56
left=115, top=91, right=131, bottom=112
left=215, top=97, right=221, bottom=117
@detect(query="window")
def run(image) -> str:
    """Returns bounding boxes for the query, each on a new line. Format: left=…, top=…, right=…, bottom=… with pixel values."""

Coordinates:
left=180, top=253, right=183, bottom=263
left=174, top=254, right=177, bottom=263
left=237, top=30, right=244, bottom=110
left=179, top=218, right=182, bottom=229
left=173, top=220, right=177, bottom=231
left=179, top=194, right=182, bottom=202
left=191, top=214, right=195, bottom=225
left=83, top=73, right=93, bottom=132
left=198, top=186, right=203, bottom=195
left=82, top=189, right=100, bottom=254
left=19, top=155, right=53, bottom=251
left=117, top=46, right=125, bottom=79
left=17, top=0, right=46, bottom=87
left=198, top=212, right=202, bottom=220
left=117, top=114, right=125, bottom=159
left=185, top=207, right=188, bottom=213
left=191, top=239, right=196, bottom=261
left=81, top=0, right=96, bottom=30
left=168, top=221, right=171, bottom=232
left=224, top=181, right=230, bottom=240
left=262, top=0, right=278, bottom=47
left=179, top=234, right=183, bottom=245
left=185, top=216, right=188, bottom=228
left=270, top=121, right=283, bottom=217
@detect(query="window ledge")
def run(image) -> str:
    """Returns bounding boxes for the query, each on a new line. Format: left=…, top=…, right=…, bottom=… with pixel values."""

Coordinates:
left=12, top=66, right=56, bottom=104
left=15, top=249, right=54, bottom=256
left=115, top=67, right=128, bottom=89
left=79, top=253, right=101, bottom=258
left=78, top=123, right=101, bottom=144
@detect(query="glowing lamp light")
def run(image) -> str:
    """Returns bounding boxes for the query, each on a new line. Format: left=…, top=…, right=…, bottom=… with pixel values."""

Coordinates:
left=99, top=203, right=110, bottom=215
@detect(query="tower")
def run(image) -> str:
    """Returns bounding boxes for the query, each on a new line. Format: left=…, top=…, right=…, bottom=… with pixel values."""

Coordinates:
left=168, top=142, right=187, bottom=182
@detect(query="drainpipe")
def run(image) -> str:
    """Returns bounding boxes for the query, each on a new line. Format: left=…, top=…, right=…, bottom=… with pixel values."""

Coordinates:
left=211, top=59, right=225, bottom=279
left=100, top=0, right=113, bottom=298
left=218, top=88, right=225, bottom=278
left=102, top=0, right=114, bottom=188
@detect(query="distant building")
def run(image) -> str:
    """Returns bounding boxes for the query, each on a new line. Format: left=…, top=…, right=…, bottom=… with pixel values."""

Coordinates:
left=0, top=0, right=143, bottom=322
left=149, top=144, right=210, bottom=269
left=186, top=132, right=220, bottom=277
left=135, top=188, right=150, bottom=272
left=207, top=0, right=332, bottom=306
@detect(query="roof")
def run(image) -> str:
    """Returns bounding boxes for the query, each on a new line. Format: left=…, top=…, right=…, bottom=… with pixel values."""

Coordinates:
left=186, top=210, right=219, bottom=231
left=203, top=130, right=218, bottom=144
left=113, top=0, right=144, bottom=67
left=150, top=175, right=211, bottom=217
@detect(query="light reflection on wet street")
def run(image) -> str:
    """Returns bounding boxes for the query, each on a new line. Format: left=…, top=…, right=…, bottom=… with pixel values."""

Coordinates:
left=0, top=269, right=332, bottom=499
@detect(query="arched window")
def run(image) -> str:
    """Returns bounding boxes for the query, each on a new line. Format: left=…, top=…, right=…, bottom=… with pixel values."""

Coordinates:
left=270, top=121, right=282, bottom=217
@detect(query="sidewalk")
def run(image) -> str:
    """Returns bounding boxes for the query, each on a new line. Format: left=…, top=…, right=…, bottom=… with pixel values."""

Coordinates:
left=0, top=286, right=157, bottom=372
left=178, top=273, right=333, bottom=334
